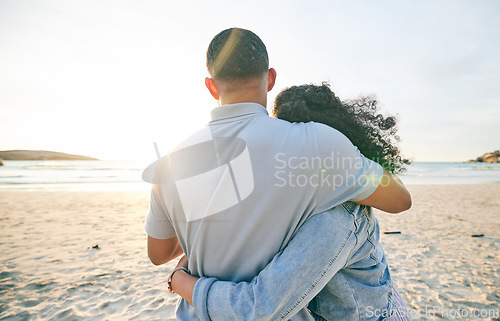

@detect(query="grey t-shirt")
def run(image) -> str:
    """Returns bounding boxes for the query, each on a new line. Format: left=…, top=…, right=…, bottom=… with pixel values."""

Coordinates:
left=144, top=101, right=382, bottom=287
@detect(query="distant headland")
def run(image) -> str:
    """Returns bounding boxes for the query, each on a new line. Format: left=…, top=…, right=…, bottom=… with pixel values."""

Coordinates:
left=0, top=150, right=98, bottom=164
left=466, top=150, right=500, bottom=163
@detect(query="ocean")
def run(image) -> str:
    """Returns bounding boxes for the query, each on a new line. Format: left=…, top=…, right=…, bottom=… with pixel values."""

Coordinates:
left=0, top=160, right=150, bottom=192
left=0, top=160, right=499, bottom=191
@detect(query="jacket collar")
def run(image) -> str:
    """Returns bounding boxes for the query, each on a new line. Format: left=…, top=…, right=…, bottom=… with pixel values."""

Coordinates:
left=210, top=103, right=269, bottom=123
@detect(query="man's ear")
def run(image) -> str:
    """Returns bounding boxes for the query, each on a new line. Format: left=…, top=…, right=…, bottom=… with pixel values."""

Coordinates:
left=205, top=77, right=220, bottom=100
left=267, top=68, right=277, bottom=92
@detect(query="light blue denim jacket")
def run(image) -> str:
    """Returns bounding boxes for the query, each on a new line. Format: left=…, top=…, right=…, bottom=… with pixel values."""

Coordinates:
left=190, top=202, right=396, bottom=321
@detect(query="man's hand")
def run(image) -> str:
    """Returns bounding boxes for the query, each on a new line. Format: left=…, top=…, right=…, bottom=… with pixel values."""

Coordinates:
left=176, top=255, right=189, bottom=270
left=147, top=236, right=183, bottom=265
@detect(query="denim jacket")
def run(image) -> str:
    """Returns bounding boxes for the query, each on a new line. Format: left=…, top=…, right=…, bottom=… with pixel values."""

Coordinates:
left=189, top=202, right=395, bottom=321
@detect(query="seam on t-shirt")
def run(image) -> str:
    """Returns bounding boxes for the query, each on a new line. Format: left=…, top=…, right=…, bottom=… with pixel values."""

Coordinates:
left=312, top=123, right=322, bottom=215
left=209, top=113, right=263, bottom=126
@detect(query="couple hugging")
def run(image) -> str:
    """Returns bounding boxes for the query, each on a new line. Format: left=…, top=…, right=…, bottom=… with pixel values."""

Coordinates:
left=144, top=27, right=412, bottom=321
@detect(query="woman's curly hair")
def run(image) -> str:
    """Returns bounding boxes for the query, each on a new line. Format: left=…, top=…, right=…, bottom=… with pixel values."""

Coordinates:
left=272, top=83, right=411, bottom=174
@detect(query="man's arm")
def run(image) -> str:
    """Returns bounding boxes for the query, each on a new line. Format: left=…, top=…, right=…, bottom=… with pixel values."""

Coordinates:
left=147, top=235, right=183, bottom=266
left=145, top=181, right=182, bottom=265
left=354, top=169, right=412, bottom=213
left=169, top=172, right=412, bottom=319
left=171, top=207, right=358, bottom=321
left=313, top=122, right=411, bottom=215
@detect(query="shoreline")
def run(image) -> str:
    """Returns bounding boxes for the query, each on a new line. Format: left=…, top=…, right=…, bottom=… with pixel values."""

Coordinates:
left=1, top=181, right=500, bottom=193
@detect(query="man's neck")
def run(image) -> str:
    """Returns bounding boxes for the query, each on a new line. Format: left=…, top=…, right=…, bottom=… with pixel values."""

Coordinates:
left=216, top=78, right=268, bottom=108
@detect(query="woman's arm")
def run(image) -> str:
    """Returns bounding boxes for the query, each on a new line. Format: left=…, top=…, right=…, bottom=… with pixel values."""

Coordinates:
left=170, top=206, right=358, bottom=321
left=170, top=255, right=196, bottom=305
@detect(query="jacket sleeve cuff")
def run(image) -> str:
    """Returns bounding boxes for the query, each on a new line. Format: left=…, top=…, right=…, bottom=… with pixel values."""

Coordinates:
left=193, top=277, right=218, bottom=321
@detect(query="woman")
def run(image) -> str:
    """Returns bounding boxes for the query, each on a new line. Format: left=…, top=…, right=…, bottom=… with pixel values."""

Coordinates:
left=169, top=84, right=412, bottom=320
left=272, top=83, right=410, bottom=175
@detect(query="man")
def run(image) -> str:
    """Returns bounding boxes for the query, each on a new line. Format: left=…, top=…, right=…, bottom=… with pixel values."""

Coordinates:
left=145, top=28, right=411, bottom=320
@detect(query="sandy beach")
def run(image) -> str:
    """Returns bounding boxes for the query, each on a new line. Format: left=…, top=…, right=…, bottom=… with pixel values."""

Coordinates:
left=377, top=184, right=500, bottom=320
left=1, top=184, right=499, bottom=320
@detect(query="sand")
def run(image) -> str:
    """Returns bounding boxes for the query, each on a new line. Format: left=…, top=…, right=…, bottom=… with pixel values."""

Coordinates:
left=377, top=184, right=500, bottom=320
left=0, top=185, right=499, bottom=320
left=0, top=191, right=179, bottom=320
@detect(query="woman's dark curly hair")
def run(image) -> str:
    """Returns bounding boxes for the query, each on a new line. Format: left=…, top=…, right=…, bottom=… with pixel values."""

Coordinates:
left=272, top=83, right=411, bottom=174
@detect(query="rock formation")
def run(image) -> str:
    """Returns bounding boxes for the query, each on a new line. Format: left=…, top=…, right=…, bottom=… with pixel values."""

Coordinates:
left=466, top=150, right=500, bottom=163
left=0, top=150, right=98, bottom=161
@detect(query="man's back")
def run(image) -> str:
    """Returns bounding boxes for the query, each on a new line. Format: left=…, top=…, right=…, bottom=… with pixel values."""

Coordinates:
left=144, top=102, right=382, bottom=319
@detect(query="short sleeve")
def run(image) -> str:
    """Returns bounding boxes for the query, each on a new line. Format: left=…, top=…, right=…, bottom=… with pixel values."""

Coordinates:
left=144, top=184, right=176, bottom=239
left=312, top=122, right=383, bottom=214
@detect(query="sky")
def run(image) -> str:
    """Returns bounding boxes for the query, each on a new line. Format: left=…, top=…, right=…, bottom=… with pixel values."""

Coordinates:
left=1, top=0, right=499, bottom=162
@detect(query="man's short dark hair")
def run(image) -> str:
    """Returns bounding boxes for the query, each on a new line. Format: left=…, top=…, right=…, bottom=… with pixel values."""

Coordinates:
left=207, top=28, right=269, bottom=82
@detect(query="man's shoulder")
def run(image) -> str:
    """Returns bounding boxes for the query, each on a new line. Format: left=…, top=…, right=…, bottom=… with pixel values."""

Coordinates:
left=306, top=121, right=353, bottom=146
left=169, top=126, right=213, bottom=154
left=142, top=126, right=212, bottom=184
left=243, top=117, right=352, bottom=151
left=305, top=121, right=344, bottom=137
left=255, top=117, right=340, bottom=135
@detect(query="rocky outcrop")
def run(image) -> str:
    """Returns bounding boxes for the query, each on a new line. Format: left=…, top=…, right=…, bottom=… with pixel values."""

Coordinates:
left=466, top=150, right=500, bottom=163
left=0, top=150, right=98, bottom=161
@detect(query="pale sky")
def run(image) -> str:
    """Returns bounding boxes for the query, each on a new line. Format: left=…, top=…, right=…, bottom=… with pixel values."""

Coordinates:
left=1, top=0, right=499, bottom=161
